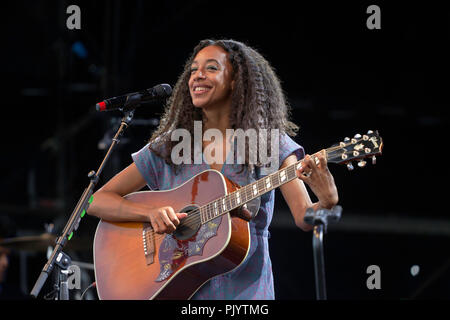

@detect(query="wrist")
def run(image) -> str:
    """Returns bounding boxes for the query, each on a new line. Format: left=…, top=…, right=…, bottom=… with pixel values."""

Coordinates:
left=318, top=195, right=338, bottom=210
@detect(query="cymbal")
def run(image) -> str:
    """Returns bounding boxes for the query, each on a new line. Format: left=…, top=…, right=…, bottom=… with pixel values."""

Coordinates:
left=0, top=233, right=91, bottom=252
left=0, top=233, right=55, bottom=252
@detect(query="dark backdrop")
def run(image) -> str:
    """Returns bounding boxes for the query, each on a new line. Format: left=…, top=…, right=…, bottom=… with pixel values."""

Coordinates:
left=0, top=1, right=449, bottom=300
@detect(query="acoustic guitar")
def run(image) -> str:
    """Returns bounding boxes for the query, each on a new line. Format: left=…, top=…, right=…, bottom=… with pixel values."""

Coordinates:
left=93, top=130, right=383, bottom=299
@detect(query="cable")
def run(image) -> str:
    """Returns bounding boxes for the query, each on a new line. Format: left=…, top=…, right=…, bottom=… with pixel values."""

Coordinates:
left=80, top=282, right=96, bottom=300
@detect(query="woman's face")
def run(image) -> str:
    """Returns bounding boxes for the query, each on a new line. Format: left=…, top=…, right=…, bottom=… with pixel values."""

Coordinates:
left=188, top=45, right=234, bottom=109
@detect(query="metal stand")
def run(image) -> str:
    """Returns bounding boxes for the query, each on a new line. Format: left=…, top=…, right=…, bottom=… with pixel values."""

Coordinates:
left=42, top=251, right=72, bottom=300
left=304, top=205, right=342, bottom=300
left=30, top=110, right=135, bottom=299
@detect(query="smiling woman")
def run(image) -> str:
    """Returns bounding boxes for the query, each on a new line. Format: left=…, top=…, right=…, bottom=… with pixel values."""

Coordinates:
left=87, top=39, right=339, bottom=300
left=189, top=46, right=235, bottom=111
left=148, top=39, right=301, bottom=174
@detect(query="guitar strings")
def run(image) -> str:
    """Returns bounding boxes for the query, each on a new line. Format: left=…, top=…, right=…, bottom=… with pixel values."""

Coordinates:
left=143, top=137, right=376, bottom=244
left=161, top=138, right=367, bottom=231
left=144, top=149, right=328, bottom=243
left=144, top=164, right=299, bottom=244
left=144, top=167, right=285, bottom=243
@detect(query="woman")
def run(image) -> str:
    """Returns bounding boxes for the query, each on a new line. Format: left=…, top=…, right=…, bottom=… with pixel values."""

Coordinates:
left=88, top=39, right=338, bottom=299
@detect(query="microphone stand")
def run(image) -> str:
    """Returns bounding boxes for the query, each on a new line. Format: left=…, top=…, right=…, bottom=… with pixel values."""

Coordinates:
left=303, top=205, right=342, bottom=300
left=30, top=109, right=135, bottom=299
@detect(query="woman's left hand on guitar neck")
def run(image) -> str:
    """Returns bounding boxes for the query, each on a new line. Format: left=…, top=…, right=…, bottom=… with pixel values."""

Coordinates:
left=296, top=150, right=339, bottom=210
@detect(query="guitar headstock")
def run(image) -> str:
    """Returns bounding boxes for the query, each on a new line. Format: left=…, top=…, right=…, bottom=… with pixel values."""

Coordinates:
left=327, top=130, right=383, bottom=170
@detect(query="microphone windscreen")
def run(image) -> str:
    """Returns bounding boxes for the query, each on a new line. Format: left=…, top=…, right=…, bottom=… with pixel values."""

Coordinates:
left=96, top=101, right=107, bottom=111
left=154, top=84, right=172, bottom=98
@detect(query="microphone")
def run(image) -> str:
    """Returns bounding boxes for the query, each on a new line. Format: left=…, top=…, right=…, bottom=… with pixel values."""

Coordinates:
left=96, top=84, right=172, bottom=111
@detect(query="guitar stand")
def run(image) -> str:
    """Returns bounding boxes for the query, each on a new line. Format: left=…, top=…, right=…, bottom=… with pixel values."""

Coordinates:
left=30, top=109, right=135, bottom=299
left=303, top=205, right=342, bottom=300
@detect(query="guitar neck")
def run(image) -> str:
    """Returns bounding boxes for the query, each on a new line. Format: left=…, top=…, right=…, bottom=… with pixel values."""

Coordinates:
left=199, top=130, right=383, bottom=225
left=199, top=155, right=314, bottom=225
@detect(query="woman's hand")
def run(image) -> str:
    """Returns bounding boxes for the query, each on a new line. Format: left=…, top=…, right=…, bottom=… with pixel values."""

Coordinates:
left=149, top=206, right=188, bottom=234
left=296, top=150, right=339, bottom=209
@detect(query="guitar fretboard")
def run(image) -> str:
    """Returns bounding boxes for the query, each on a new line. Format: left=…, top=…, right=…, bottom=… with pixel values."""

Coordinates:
left=195, top=131, right=382, bottom=224
left=199, top=160, right=302, bottom=224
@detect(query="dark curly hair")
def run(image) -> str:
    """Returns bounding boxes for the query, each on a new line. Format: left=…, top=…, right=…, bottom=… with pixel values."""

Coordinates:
left=148, top=39, right=299, bottom=173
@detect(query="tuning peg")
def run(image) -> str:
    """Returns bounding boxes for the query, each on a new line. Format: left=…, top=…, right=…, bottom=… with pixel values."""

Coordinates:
left=358, top=160, right=367, bottom=168
left=344, top=137, right=350, bottom=142
left=372, top=155, right=376, bottom=165
left=346, top=162, right=354, bottom=171
left=367, top=130, right=374, bottom=134
left=354, top=133, right=362, bottom=139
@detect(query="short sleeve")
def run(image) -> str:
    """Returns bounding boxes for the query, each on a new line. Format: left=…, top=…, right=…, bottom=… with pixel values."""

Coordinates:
left=131, top=143, right=159, bottom=190
left=257, top=133, right=305, bottom=177
left=278, top=133, right=305, bottom=166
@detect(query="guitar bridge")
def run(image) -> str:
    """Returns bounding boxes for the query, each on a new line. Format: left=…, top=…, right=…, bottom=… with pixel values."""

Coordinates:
left=142, top=224, right=155, bottom=265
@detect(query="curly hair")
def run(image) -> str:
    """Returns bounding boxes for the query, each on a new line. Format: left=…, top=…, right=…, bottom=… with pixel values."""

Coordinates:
left=148, top=39, right=299, bottom=173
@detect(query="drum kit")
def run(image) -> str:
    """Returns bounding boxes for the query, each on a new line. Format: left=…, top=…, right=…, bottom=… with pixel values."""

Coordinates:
left=0, top=232, right=91, bottom=260
left=0, top=229, right=94, bottom=299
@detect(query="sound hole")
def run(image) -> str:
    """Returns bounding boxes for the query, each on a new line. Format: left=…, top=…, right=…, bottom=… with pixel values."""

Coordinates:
left=172, top=205, right=201, bottom=241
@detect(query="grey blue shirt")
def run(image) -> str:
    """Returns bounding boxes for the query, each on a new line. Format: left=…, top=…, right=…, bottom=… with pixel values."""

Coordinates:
left=132, top=133, right=304, bottom=299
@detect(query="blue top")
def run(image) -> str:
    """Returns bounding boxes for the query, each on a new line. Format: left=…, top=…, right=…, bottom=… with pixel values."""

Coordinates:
left=132, top=133, right=304, bottom=299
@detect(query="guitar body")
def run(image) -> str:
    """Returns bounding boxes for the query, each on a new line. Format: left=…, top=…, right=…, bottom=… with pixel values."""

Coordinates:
left=93, top=170, right=250, bottom=300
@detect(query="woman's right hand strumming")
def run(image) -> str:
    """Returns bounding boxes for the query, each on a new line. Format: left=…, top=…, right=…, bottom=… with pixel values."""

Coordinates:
left=149, top=206, right=188, bottom=234
left=87, top=163, right=186, bottom=234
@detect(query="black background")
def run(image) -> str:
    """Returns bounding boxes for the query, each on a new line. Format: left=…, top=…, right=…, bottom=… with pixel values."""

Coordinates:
left=0, top=0, right=449, bottom=301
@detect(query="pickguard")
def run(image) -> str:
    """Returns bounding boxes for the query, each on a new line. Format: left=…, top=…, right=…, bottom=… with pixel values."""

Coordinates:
left=155, top=216, right=222, bottom=282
